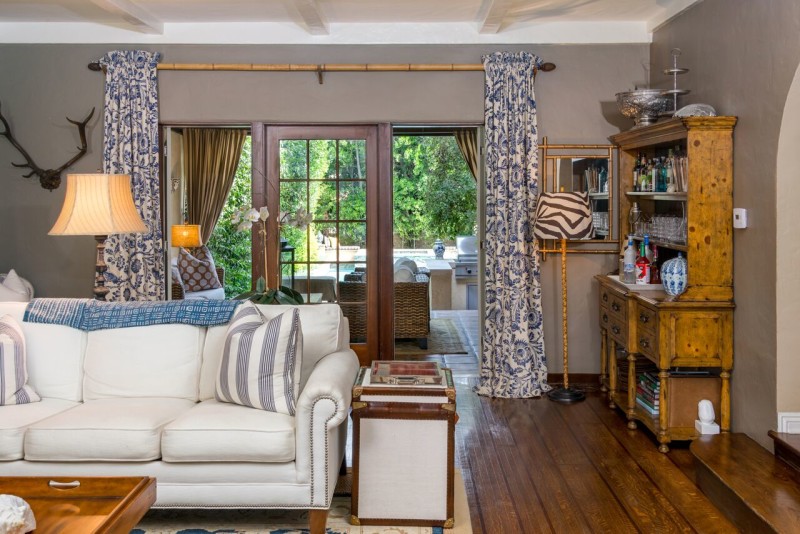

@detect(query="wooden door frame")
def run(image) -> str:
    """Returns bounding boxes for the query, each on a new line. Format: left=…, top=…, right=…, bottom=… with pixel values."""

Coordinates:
left=255, top=123, right=388, bottom=363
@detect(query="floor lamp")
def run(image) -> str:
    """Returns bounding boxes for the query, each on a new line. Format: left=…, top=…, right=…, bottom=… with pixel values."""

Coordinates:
left=49, top=173, right=147, bottom=301
left=534, top=191, right=594, bottom=403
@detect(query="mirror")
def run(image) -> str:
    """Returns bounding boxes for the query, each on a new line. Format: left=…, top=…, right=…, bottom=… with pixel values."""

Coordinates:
left=540, top=138, right=617, bottom=242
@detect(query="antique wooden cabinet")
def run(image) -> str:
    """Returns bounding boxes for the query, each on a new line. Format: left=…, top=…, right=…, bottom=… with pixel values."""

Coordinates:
left=597, top=117, right=736, bottom=452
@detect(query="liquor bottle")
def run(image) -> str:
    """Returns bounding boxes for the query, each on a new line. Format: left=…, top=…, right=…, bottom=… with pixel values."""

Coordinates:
left=653, top=158, right=663, bottom=192
left=622, top=235, right=637, bottom=284
left=650, top=245, right=661, bottom=284
left=644, top=234, right=654, bottom=263
left=635, top=241, right=651, bottom=285
left=632, top=154, right=640, bottom=191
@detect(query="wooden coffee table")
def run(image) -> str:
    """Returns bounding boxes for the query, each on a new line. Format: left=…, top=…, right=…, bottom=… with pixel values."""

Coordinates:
left=0, top=476, right=155, bottom=533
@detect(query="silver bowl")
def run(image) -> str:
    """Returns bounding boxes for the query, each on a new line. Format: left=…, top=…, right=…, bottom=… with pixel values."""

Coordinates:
left=616, top=89, right=671, bottom=127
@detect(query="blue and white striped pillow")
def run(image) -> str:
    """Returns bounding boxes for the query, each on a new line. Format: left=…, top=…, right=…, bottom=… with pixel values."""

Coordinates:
left=0, top=314, right=40, bottom=406
left=215, top=302, right=302, bottom=415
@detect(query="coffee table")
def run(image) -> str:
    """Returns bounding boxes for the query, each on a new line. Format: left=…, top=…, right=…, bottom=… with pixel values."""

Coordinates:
left=0, top=476, right=155, bottom=533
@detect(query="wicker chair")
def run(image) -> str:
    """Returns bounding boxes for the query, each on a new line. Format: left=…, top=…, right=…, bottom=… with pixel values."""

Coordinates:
left=171, top=267, right=225, bottom=300
left=337, top=278, right=430, bottom=348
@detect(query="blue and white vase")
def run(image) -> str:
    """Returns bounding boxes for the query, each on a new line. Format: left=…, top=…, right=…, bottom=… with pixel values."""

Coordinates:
left=433, top=239, right=445, bottom=259
left=661, top=253, right=688, bottom=296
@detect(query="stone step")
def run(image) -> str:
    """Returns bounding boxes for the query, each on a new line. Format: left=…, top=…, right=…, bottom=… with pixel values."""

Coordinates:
left=690, top=433, right=800, bottom=533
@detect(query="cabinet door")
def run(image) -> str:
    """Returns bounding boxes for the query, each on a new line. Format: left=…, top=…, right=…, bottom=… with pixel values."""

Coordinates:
left=657, top=308, right=733, bottom=368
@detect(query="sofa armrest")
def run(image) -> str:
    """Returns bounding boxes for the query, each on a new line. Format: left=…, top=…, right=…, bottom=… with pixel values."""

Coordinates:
left=295, top=349, right=359, bottom=507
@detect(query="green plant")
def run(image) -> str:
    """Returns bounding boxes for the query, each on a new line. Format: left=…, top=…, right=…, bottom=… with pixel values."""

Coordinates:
left=233, top=276, right=304, bottom=304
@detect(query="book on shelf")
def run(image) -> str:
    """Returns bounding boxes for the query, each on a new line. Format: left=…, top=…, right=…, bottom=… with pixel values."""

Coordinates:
left=636, top=385, right=660, bottom=402
left=636, top=397, right=659, bottom=416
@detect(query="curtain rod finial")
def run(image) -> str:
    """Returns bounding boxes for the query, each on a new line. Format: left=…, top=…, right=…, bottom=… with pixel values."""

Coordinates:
left=540, top=62, right=556, bottom=72
left=88, top=61, right=102, bottom=71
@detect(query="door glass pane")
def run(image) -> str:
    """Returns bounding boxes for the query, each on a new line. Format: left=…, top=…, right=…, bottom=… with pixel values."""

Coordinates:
left=280, top=140, right=307, bottom=180
left=339, top=140, right=366, bottom=179
left=278, top=137, right=368, bottom=324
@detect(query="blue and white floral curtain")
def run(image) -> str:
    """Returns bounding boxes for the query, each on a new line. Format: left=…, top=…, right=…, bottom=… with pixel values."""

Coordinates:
left=100, top=50, right=164, bottom=301
left=476, top=51, right=550, bottom=398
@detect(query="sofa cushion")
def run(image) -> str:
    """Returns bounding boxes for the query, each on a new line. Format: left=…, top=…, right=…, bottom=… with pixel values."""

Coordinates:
left=0, top=302, right=86, bottom=402
left=83, top=324, right=204, bottom=401
left=215, top=303, right=302, bottom=415
left=179, top=246, right=222, bottom=292
left=0, top=314, right=40, bottom=405
left=0, top=270, right=30, bottom=302
left=183, top=287, right=226, bottom=300
left=0, top=398, right=78, bottom=460
left=162, top=399, right=295, bottom=463
left=199, top=303, right=346, bottom=400
left=393, top=265, right=416, bottom=282
left=24, top=397, right=194, bottom=461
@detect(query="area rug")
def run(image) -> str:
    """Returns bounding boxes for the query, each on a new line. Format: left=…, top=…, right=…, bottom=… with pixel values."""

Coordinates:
left=131, top=471, right=472, bottom=534
left=394, top=318, right=468, bottom=356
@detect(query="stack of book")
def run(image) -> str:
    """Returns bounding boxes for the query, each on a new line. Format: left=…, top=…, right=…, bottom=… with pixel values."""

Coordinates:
left=617, top=355, right=657, bottom=394
left=636, top=371, right=660, bottom=416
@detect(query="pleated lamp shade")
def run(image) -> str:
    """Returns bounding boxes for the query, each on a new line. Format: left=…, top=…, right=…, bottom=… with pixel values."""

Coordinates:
left=171, top=224, right=202, bottom=248
left=49, top=173, right=147, bottom=236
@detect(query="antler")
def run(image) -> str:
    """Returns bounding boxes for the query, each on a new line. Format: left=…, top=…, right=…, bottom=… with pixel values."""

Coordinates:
left=0, top=103, right=95, bottom=191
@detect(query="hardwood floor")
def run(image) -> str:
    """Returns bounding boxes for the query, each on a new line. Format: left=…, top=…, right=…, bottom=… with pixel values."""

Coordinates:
left=453, top=377, right=737, bottom=534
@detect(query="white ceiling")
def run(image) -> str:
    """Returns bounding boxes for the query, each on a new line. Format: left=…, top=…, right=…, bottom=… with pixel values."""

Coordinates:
left=0, top=0, right=701, bottom=44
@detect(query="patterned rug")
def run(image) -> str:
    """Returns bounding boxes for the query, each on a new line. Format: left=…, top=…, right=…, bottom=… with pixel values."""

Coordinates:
left=131, top=471, right=472, bottom=534
left=394, top=318, right=468, bottom=356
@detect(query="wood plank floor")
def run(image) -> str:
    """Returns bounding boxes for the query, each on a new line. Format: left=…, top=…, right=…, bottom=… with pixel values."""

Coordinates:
left=453, top=377, right=738, bottom=534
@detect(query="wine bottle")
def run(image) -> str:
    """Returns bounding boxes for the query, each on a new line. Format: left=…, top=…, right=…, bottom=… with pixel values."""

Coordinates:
left=622, top=235, right=637, bottom=284
left=635, top=241, right=651, bottom=285
left=650, top=245, right=661, bottom=284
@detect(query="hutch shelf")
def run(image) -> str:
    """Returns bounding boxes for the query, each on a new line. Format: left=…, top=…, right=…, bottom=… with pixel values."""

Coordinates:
left=596, top=116, right=737, bottom=452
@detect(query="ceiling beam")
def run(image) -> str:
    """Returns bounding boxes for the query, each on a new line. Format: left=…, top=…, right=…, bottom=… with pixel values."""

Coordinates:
left=90, top=0, right=163, bottom=34
left=477, top=0, right=512, bottom=34
left=290, top=0, right=329, bottom=36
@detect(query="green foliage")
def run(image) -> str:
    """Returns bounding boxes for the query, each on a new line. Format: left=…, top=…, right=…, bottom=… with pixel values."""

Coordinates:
left=206, top=136, right=253, bottom=298
left=393, top=135, right=476, bottom=246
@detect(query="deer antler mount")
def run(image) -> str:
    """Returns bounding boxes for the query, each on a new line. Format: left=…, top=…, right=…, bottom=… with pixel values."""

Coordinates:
left=0, top=102, right=95, bottom=191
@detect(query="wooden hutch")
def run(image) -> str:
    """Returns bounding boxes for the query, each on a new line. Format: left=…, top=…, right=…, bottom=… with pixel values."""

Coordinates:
left=596, top=116, right=736, bottom=452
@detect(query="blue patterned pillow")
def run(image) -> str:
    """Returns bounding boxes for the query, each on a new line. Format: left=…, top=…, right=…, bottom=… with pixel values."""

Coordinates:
left=215, top=302, right=303, bottom=415
left=0, top=314, right=40, bottom=405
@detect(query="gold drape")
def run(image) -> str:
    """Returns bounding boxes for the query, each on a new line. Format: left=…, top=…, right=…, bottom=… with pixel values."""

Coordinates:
left=184, top=128, right=247, bottom=244
left=454, top=129, right=479, bottom=181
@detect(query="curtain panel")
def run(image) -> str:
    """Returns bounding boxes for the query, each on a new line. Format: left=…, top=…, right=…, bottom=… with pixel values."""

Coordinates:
left=454, top=129, right=480, bottom=181
left=184, top=128, right=247, bottom=244
left=476, top=51, right=550, bottom=398
left=100, top=50, right=163, bottom=301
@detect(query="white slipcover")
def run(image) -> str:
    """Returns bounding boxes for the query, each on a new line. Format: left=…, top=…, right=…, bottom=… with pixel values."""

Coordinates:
left=0, top=398, right=78, bottom=460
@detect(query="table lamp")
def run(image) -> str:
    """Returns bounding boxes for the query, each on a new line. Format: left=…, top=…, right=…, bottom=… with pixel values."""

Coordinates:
left=534, top=191, right=593, bottom=403
left=171, top=224, right=202, bottom=249
left=49, top=173, right=147, bottom=301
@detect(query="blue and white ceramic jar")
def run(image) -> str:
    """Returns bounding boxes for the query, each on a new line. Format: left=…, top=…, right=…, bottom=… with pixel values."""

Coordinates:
left=661, top=253, right=688, bottom=296
left=433, top=239, right=445, bottom=259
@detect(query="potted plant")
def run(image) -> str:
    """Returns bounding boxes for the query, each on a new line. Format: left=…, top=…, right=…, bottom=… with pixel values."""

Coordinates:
left=230, top=205, right=304, bottom=305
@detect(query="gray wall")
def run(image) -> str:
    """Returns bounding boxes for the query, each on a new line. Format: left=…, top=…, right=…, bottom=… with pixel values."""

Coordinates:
left=652, top=0, right=800, bottom=447
left=0, top=42, right=646, bottom=374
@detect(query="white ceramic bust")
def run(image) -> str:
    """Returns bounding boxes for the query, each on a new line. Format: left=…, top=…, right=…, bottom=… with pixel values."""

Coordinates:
left=698, top=399, right=715, bottom=424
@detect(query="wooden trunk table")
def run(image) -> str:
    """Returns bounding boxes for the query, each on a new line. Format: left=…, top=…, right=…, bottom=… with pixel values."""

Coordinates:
left=0, top=476, right=155, bottom=533
left=350, top=364, right=456, bottom=528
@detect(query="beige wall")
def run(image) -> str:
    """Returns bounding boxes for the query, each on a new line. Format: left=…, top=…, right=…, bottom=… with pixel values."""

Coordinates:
left=0, top=43, right=646, bottom=375
left=776, top=64, right=800, bottom=416
left=652, top=0, right=800, bottom=447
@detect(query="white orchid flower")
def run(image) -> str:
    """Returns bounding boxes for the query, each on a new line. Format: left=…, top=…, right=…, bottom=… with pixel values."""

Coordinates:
left=244, top=208, right=260, bottom=223
left=237, top=220, right=251, bottom=232
left=259, top=206, right=270, bottom=221
left=231, top=208, right=243, bottom=224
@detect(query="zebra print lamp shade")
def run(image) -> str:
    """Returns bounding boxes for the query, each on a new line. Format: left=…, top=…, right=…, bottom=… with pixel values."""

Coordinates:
left=533, top=192, right=593, bottom=240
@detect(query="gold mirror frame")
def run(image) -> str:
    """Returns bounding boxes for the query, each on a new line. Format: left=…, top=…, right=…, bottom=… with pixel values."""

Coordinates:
left=539, top=137, right=617, bottom=244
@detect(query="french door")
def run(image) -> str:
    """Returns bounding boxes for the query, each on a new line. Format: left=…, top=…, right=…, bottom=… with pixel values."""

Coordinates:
left=256, top=124, right=392, bottom=362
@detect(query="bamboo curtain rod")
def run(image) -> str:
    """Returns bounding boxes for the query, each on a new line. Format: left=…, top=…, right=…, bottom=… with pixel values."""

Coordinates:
left=87, top=61, right=556, bottom=74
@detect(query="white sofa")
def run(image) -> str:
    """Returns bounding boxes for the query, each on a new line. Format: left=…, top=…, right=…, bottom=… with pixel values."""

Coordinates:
left=0, top=301, right=359, bottom=533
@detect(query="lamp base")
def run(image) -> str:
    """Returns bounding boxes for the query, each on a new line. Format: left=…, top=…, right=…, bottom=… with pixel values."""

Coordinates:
left=548, top=386, right=586, bottom=404
left=93, top=235, right=109, bottom=301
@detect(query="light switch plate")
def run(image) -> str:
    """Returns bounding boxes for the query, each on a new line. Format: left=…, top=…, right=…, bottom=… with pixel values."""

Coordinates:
left=733, top=208, right=747, bottom=229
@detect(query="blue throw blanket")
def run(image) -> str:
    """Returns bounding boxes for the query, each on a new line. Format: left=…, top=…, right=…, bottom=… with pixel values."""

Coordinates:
left=24, top=298, right=239, bottom=331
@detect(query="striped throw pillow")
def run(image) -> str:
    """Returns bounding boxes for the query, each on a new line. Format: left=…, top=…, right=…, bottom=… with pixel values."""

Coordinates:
left=0, top=314, right=40, bottom=406
left=215, top=302, right=302, bottom=415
